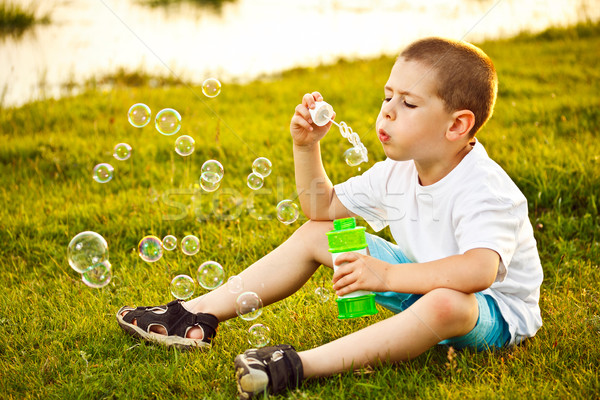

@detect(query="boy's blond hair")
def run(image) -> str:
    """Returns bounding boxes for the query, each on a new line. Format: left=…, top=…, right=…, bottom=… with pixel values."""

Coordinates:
left=400, top=37, right=498, bottom=137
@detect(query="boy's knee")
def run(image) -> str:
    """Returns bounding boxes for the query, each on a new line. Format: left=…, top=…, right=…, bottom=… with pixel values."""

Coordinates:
left=423, top=288, right=478, bottom=329
left=294, top=220, right=334, bottom=238
left=290, top=220, right=334, bottom=264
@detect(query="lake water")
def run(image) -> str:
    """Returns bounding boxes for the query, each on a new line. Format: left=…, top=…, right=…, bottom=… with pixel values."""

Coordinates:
left=1, top=0, right=598, bottom=108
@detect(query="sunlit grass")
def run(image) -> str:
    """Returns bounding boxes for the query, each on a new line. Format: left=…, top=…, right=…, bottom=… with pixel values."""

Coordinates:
left=0, top=22, right=599, bottom=399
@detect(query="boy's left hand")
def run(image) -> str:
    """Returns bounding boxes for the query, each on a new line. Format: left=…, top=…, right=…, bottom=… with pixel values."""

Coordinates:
left=332, top=253, right=391, bottom=295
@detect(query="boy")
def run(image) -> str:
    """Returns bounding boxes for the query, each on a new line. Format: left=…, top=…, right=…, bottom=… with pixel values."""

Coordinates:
left=117, top=37, right=543, bottom=399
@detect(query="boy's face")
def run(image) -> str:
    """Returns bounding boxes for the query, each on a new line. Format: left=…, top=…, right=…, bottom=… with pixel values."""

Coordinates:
left=376, top=58, right=455, bottom=162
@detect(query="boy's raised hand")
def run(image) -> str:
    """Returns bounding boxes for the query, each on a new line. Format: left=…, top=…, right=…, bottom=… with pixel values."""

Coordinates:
left=290, top=91, right=336, bottom=148
left=332, top=252, right=392, bottom=295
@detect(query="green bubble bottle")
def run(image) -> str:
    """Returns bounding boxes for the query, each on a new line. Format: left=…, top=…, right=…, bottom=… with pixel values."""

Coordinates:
left=326, top=217, right=378, bottom=319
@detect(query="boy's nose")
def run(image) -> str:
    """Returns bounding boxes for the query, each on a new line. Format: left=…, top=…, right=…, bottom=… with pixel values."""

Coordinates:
left=382, top=102, right=395, bottom=120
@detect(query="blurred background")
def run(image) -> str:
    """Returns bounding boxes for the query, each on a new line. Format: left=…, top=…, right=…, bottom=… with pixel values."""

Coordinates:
left=1, top=0, right=599, bottom=108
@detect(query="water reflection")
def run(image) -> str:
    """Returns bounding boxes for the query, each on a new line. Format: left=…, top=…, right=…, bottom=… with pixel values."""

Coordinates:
left=1, top=0, right=598, bottom=108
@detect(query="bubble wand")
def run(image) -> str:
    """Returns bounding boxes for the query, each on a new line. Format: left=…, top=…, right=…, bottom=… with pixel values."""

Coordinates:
left=309, top=101, right=368, bottom=167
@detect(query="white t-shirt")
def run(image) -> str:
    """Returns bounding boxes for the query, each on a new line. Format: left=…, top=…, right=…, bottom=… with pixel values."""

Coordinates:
left=334, top=140, right=543, bottom=345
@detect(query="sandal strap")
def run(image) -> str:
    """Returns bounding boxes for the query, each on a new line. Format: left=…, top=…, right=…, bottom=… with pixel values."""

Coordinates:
left=267, top=345, right=303, bottom=393
left=123, top=300, right=219, bottom=343
left=189, top=312, right=219, bottom=343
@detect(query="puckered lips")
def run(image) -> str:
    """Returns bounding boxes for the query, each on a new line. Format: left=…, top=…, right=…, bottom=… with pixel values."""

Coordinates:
left=378, top=128, right=391, bottom=143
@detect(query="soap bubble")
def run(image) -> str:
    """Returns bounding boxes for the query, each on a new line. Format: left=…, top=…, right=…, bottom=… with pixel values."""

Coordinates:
left=235, top=291, right=263, bottom=321
left=587, top=315, right=600, bottom=332
left=138, top=235, right=163, bottom=262
left=252, top=157, right=272, bottom=178
left=200, top=160, right=223, bottom=192
left=128, top=103, right=151, bottom=128
left=200, top=172, right=221, bottom=192
left=344, top=147, right=366, bottom=167
left=181, top=234, right=200, bottom=256
left=247, top=172, right=264, bottom=190
left=155, top=108, right=182, bottom=135
left=276, top=200, right=299, bottom=224
left=170, top=274, right=195, bottom=300
left=113, top=143, right=132, bottom=161
left=202, top=78, right=222, bottom=98
left=226, top=275, right=244, bottom=294
left=201, top=160, right=224, bottom=180
left=197, top=261, right=224, bottom=290
left=315, top=287, right=330, bottom=302
left=248, top=324, right=270, bottom=348
left=175, top=135, right=195, bottom=156
left=147, top=187, right=159, bottom=203
left=82, top=260, right=112, bottom=288
left=93, top=163, right=114, bottom=183
left=68, top=231, right=109, bottom=274
left=162, top=235, right=177, bottom=251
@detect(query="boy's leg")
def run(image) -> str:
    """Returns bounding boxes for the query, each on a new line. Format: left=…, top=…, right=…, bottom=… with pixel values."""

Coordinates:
left=299, top=287, right=479, bottom=377
left=121, top=220, right=334, bottom=338
left=185, top=219, right=334, bottom=320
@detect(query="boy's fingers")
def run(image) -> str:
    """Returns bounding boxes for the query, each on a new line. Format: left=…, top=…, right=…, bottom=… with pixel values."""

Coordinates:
left=332, top=272, right=354, bottom=291
left=335, top=252, right=360, bottom=266
left=331, top=264, right=349, bottom=283
left=337, top=283, right=355, bottom=296
left=303, top=91, right=324, bottom=109
left=302, top=93, right=317, bottom=109
left=291, top=115, right=313, bottom=131
left=294, top=103, right=312, bottom=121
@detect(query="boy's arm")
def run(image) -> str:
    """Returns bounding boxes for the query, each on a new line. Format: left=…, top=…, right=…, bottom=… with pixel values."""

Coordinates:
left=332, top=248, right=500, bottom=296
left=291, top=92, right=354, bottom=221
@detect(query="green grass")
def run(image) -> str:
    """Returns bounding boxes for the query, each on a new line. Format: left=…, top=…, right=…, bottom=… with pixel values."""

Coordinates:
left=1, top=21, right=599, bottom=399
left=0, top=1, right=49, bottom=37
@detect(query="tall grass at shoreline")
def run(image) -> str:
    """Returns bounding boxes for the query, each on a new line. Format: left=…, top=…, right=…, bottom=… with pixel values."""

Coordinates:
left=0, top=22, right=599, bottom=399
left=0, top=1, right=49, bottom=36
left=141, top=0, right=236, bottom=9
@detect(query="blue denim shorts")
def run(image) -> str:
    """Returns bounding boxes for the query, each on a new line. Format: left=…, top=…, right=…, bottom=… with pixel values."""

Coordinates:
left=366, top=233, right=511, bottom=351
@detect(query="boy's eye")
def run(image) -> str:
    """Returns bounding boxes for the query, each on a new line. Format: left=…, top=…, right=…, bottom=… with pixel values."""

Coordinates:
left=382, top=96, right=417, bottom=108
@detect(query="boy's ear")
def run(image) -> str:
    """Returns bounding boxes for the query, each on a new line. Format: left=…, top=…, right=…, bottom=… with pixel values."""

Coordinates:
left=446, top=110, right=475, bottom=141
